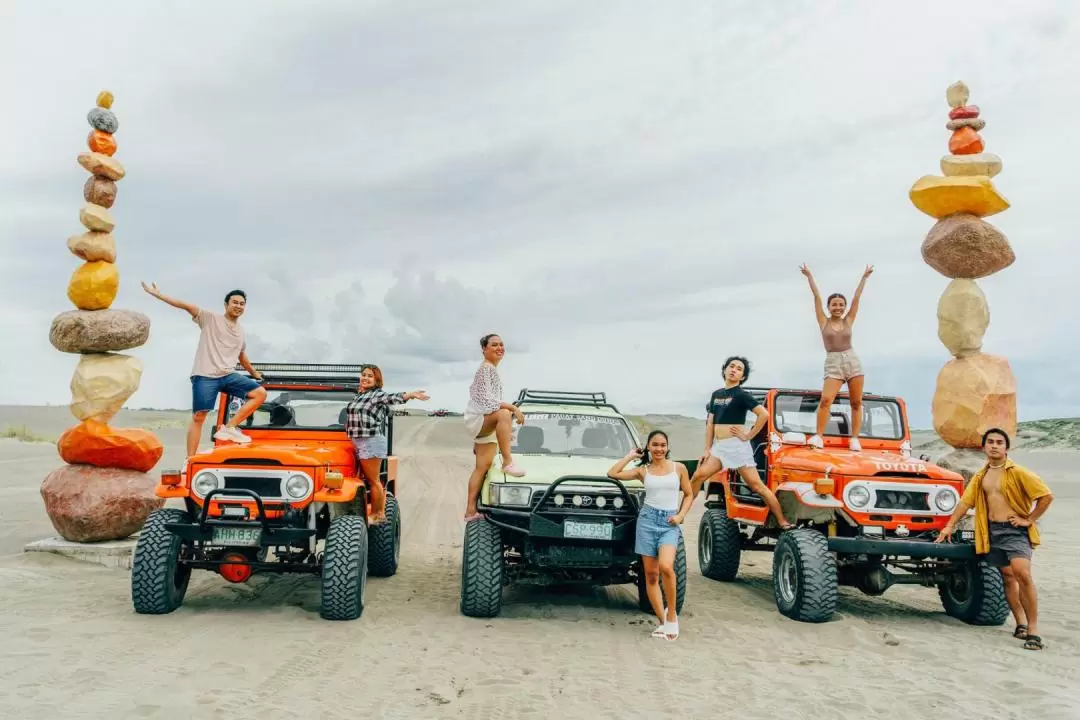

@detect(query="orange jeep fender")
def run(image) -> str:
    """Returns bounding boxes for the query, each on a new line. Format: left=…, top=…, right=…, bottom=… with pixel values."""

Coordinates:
left=775, top=481, right=844, bottom=509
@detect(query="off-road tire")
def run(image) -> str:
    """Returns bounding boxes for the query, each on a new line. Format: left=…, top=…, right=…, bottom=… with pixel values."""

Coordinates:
left=320, top=515, right=368, bottom=621
left=367, top=493, right=401, bottom=577
left=772, top=529, right=838, bottom=623
left=460, top=519, right=504, bottom=618
left=637, top=534, right=688, bottom=615
left=131, top=508, right=191, bottom=615
left=698, top=507, right=742, bottom=581
left=938, top=560, right=1009, bottom=626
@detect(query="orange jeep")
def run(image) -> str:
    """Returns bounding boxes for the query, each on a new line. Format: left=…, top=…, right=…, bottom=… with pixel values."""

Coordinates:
left=130, top=363, right=401, bottom=621
left=691, top=386, right=1007, bottom=625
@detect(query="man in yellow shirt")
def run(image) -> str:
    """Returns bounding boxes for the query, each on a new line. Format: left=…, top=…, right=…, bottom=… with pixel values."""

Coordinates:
left=936, top=428, right=1054, bottom=650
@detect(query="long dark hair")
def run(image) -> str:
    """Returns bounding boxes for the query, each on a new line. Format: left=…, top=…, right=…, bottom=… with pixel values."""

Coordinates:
left=638, top=429, right=671, bottom=466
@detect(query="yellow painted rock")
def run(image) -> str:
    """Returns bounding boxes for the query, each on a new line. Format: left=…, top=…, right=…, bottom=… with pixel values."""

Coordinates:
left=940, top=153, right=1002, bottom=178
left=937, top=279, right=989, bottom=357
left=69, top=352, right=143, bottom=423
left=67, top=261, right=119, bottom=311
left=67, top=231, right=117, bottom=263
left=79, top=203, right=115, bottom=233
left=909, top=175, right=1009, bottom=219
left=96, top=90, right=114, bottom=109
left=77, top=152, right=125, bottom=181
left=932, top=353, right=1016, bottom=449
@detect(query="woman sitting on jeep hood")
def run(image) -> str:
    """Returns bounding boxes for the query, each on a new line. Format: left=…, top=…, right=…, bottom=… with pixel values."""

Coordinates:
left=345, top=364, right=429, bottom=525
left=799, top=263, right=873, bottom=451
left=608, top=430, right=692, bottom=641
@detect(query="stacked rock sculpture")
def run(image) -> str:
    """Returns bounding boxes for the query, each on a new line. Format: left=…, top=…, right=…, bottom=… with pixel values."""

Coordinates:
left=41, top=91, right=165, bottom=543
left=909, top=81, right=1017, bottom=478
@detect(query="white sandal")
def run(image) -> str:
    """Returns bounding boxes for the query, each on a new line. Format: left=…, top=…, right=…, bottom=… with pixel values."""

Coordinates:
left=664, top=615, right=679, bottom=641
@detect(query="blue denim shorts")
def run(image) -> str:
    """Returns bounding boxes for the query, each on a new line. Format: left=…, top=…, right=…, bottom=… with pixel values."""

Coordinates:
left=190, top=373, right=261, bottom=413
left=635, top=504, right=681, bottom=557
left=352, top=435, right=388, bottom=460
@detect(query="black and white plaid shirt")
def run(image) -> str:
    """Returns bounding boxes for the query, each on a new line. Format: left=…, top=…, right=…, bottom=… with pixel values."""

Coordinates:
left=345, top=389, right=406, bottom=439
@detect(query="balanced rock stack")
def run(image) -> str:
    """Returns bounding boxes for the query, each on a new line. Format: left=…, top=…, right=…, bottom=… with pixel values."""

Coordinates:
left=41, top=91, right=165, bottom=543
left=909, top=81, right=1017, bottom=479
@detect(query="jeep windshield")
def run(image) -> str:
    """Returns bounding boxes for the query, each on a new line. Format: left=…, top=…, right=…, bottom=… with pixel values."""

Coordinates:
left=514, top=412, right=637, bottom=458
left=773, top=392, right=905, bottom=440
left=225, top=388, right=358, bottom=430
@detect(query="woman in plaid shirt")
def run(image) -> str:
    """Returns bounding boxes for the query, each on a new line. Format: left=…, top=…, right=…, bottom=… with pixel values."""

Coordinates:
left=346, top=364, right=429, bottom=524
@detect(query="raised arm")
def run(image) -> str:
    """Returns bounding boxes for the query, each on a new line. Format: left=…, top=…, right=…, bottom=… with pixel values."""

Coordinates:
left=141, top=281, right=199, bottom=319
left=607, top=449, right=645, bottom=481
left=799, top=264, right=827, bottom=328
left=845, top=265, right=874, bottom=324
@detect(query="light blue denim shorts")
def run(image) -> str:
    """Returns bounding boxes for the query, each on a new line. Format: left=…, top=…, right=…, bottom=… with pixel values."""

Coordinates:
left=635, top=504, right=681, bottom=557
left=352, top=435, right=388, bottom=460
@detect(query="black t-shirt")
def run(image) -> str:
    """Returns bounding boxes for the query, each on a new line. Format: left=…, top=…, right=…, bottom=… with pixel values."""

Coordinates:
left=706, top=386, right=760, bottom=424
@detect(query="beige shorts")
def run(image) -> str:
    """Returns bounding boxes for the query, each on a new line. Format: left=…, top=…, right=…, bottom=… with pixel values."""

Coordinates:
left=824, top=350, right=863, bottom=381
left=464, top=411, right=497, bottom=444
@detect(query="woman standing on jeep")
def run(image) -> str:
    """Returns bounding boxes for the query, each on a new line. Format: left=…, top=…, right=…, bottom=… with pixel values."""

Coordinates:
left=608, top=430, right=692, bottom=641
left=345, top=364, right=429, bottom=525
left=799, top=263, right=873, bottom=451
left=463, top=333, right=526, bottom=522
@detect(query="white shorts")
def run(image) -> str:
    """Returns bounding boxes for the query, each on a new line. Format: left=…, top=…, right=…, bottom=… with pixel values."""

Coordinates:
left=709, top=437, right=755, bottom=469
left=464, top=410, right=497, bottom=444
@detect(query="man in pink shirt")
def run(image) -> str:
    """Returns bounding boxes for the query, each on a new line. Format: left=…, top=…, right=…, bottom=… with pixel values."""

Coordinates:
left=142, top=282, right=267, bottom=456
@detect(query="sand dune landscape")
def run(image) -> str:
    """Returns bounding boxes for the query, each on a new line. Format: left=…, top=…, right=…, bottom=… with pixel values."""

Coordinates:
left=0, top=407, right=1077, bottom=719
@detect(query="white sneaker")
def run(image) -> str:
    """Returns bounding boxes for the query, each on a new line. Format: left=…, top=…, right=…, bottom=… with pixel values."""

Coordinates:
left=808, top=434, right=824, bottom=449
left=849, top=437, right=862, bottom=452
left=214, top=425, right=251, bottom=444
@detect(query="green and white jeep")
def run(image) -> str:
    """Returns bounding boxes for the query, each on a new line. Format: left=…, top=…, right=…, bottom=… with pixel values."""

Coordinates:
left=458, top=389, right=687, bottom=618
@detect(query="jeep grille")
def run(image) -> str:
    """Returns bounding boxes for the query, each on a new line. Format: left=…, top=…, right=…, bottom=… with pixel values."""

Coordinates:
left=222, top=475, right=282, bottom=499
left=872, top=489, right=929, bottom=512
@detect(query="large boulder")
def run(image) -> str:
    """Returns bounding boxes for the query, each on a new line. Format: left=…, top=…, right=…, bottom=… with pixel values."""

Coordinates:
left=57, top=420, right=163, bottom=473
left=50, top=309, right=149, bottom=353
left=909, top=175, right=1009, bottom=219
left=921, top=213, right=1014, bottom=279
left=932, top=353, right=1017, bottom=449
left=40, top=464, right=163, bottom=543
left=67, top=260, right=119, bottom=311
left=69, top=352, right=143, bottom=423
left=937, top=279, right=989, bottom=357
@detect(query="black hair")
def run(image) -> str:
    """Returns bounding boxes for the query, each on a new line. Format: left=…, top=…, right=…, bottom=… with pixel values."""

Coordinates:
left=982, top=427, right=1011, bottom=450
left=224, top=289, right=247, bottom=305
left=826, top=292, right=847, bottom=306
left=722, top=355, right=751, bottom=385
left=480, top=333, right=500, bottom=349
left=638, top=429, right=671, bottom=465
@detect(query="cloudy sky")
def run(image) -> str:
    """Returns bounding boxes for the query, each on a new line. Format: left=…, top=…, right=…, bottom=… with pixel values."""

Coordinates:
left=2, top=0, right=1077, bottom=427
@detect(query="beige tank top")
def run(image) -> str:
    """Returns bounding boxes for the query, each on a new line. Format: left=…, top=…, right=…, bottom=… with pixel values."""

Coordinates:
left=821, top=319, right=852, bottom=352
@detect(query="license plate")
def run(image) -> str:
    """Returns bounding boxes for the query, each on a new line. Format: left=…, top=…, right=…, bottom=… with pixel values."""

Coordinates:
left=212, top=526, right=262, bottom=547
left=563, top=520, right=613, bottom=541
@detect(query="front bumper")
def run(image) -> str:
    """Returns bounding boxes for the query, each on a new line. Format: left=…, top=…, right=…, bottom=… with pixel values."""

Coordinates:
left=165, top=488, right=314, bottom=547
left=827, top=535, right=975, bottom=560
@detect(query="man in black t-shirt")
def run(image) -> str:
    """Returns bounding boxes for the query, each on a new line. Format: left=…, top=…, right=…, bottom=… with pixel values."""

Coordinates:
left=689, top=356, right=793, bottom=530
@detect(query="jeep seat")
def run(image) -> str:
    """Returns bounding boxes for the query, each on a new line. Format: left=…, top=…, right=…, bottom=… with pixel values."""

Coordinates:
left=269, top=404, right=296, bottom=427
left=332, top=406, right=348, bottom=429
left=514, top=425, right=548, bottom=454
left=575, top=428, right=608, bottom=453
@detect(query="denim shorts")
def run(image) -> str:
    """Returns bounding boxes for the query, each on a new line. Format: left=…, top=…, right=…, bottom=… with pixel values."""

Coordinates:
left=191, top=373, right=261, bottom=413
left=635, top=504, right=681, bottom=557
left=352, top=435, right=388, bottom=460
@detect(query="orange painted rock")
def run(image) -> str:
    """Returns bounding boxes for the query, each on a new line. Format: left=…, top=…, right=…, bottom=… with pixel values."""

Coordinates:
left=949, top=127, right=984, bottom=155
left=40, top=464, right=163, bottom=543
left=58, top=420, right=163, bottom=473
left=949, top=105, right=980, bottom=120
left=67, top=260, right=119, bottom=311
left=87, top=129, right=117, bottom=156
left=932, top=353, right=1017, bottom=449
left=83, top=176, right=117, bottom=208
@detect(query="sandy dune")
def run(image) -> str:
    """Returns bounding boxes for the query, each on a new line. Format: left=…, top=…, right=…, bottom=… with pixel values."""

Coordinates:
left=0, top=409, right=1078, bottom=719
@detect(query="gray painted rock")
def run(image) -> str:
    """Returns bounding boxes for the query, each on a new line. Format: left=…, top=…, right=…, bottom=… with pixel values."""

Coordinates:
left=50, top=309, right=150, bottom=353
left=87, top=107, right=119, bottom=134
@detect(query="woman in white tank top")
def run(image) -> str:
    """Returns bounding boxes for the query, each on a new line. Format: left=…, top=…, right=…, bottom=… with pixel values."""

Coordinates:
left=608, top=430, right=692, bottom=640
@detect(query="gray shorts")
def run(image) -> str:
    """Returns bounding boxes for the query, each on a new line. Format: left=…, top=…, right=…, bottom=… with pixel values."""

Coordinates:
left=986, top=521, right=1033, bottom=567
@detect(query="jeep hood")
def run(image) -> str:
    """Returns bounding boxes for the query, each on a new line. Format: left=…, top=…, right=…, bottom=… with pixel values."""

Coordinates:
left=191, top=442, right=354, bottom=468
left=492, top=455, right=643, bottom=488
left=775, top=446, right=963, bottom=483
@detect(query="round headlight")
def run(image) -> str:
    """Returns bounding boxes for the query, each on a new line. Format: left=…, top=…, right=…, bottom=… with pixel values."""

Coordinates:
left=613, top=497, right=624, bottom=509
left=286, top=474, right=312, bottom=499
left=572, top=495, right=583, bottom=507
left=553, top=494, right=565, bottom=506
left=193, top=471, right=219, bottom=497
left=935, top=488, right=957, bottom=512
left=847, top=485, right=871, bottom=508
left=595, top=496, right=607, bottom=508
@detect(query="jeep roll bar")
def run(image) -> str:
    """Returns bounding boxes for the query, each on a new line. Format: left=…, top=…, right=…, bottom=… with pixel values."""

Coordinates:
left=234, top=362, right=368, bottom=390
left=513, top=389, right=620, bottom=413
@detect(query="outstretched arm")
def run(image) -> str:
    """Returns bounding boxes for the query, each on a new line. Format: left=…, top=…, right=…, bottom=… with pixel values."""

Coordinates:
left=845, top=265, right=874, bottom=324
left=799, top=264, right=827, bottom=329
left=141, top=281, right=199, bottom=319
left=380, top=390, right=430, bottom=404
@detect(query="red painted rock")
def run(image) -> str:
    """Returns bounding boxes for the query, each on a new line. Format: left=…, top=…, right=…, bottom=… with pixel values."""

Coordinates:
left=40, top=464, right=163, bottom=543
left=949, top=105, right=980, bottom=120
left=949, top=127, right=984, bottom=155
left=57, top=420, right=163, bottom=473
